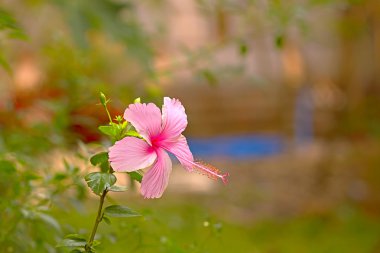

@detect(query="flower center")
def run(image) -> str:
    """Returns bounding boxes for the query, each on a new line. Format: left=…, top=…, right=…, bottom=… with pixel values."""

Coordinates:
left=150, top=135, right=165, bottom=149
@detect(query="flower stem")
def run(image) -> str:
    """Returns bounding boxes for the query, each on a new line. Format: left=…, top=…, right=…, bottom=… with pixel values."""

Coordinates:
left=104, top=106, right=113, bottom=124
left=85, top=189, right=107, bottom=252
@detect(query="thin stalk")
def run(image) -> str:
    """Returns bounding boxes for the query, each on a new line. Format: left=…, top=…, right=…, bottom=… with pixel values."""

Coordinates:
left=104, top=105, right=113, bottom=124
left=85, top=189, right=107, bottom=252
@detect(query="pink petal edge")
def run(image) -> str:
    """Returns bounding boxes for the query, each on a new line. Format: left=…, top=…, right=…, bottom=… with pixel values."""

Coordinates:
left=161, top=97, right=188, bottom=140
left=140, top=148, right=172, bottom=199
left=161, top=135, right=194, bottom=171
left=124, top=102, right=162, bottom=144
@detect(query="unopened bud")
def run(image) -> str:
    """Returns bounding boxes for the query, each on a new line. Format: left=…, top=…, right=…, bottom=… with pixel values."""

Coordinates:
left=100, top=92, right=107, bottom=106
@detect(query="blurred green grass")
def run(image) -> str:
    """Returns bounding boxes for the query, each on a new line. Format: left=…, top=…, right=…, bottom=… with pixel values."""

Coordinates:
left=53, top=199, right=380, bottom=253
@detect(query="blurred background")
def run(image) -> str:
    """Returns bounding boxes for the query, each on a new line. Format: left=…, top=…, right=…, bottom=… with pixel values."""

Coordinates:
left=1, top=0, right=380, bottom=252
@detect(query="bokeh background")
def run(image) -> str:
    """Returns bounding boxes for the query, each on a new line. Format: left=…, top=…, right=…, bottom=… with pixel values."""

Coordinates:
left=1, top=0, right=380, bottom=252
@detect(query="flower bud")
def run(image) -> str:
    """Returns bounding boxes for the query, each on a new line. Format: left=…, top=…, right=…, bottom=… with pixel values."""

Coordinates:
left=100, top=92, right=107, bottom=106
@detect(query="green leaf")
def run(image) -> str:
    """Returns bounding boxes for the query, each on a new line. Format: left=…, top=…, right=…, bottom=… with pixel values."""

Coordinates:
left=85, top=172, right=116, bottom=195
left=56, top=238, right=86, bottom=248
left=90, top=152, right=109, bottom=172
left=125, top=130, right=140, bottom=138
left=108, top=185, right=128, bottom=192
left=127, top=171, right=143, bottom=183
left=98, top=125, right=116, bottom=136
left=102, top=216, right=111, bottom=225
left=104, top=205, right=141, bottom=218
left=90, top=152, right=109, bottom=166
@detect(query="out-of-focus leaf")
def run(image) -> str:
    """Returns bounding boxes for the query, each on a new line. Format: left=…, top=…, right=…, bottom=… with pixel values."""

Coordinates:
left=0, top=159, right=20, bottom=197
left=0, top=53, right=11, bottom=73
left=275, top=34, right=285, bottom=49
left=65, top=234, right=86, bottom=240
left=239, top=42, right=248, bottom=56
left=85, top=172, right=116, bottom=195
left=56, top=237, right=86, bottom=248
left=53, top=172, right=68, bottom=181
left=35, top=212, right=61, bottom=232
left=0, top=160, right=16, bottom=173
left=0, top=8, right=27, bottom=40
left=200, top=69, right=218, bottom=86
left=104, top=205, right=141, bottom=218
left=57, top=0, right=152, bottom=69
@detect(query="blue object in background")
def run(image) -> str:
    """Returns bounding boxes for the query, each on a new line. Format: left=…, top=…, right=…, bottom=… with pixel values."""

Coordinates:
left=187, top=134, right=284, bottom=160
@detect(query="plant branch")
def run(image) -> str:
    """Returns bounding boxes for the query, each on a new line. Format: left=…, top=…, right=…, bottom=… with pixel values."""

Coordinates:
left=85, top=189, right=107, bottom=252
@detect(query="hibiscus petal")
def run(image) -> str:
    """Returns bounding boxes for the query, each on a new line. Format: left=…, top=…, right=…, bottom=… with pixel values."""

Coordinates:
left=140, top=148, right=172, bottom=199
left=161, top=135, right=194, bottom=171
left=109, top=137, right=157, bottom=172
left=161, top=97, right=188, bottom=139
left=124, top=103, right=162, bottom=143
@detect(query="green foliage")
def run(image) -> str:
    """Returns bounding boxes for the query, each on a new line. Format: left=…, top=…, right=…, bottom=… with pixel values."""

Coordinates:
left=53, top=201, right=380, bottom=253
left=238, top=42, right=248, bottom=56
left=71, top=94, right=150, bottom=252
left=127, top=171, right=143, bottom=183
left=0, top=8, right=27, bottom=39
left=98, top=121, right=141, bottom=143
left=200, top=69, right=218, bottom=86
left=104, top=205, right=141, bottom=218
left=275, top=33, right=285, bottom=49
left=0, top=157, right=86, bottom=252
left=57, top=236, right=87, bottom=248
left=85, top=172, right=116, bottom=196
left=108, top=185, right=128, bottom=192
left=90, top=152, right=108, bottom=166
left=98, top=126, right=116, bottom=137
left=0, top=7, right=27, bottom=72
left=102, top=216, right=111, bottom=225
left=52, top=0, right=153, bottom=70
left=90, top=152, right=110, bottom=173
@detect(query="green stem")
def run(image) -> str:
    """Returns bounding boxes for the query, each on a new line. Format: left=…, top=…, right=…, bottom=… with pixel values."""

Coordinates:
left=86, top=190, right=107, bottom=252
left=103, top=105, right=113, bottom=124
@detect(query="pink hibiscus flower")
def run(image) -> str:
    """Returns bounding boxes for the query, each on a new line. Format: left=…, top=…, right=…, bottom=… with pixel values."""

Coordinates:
left=109, top=97, right=229, bottom=199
